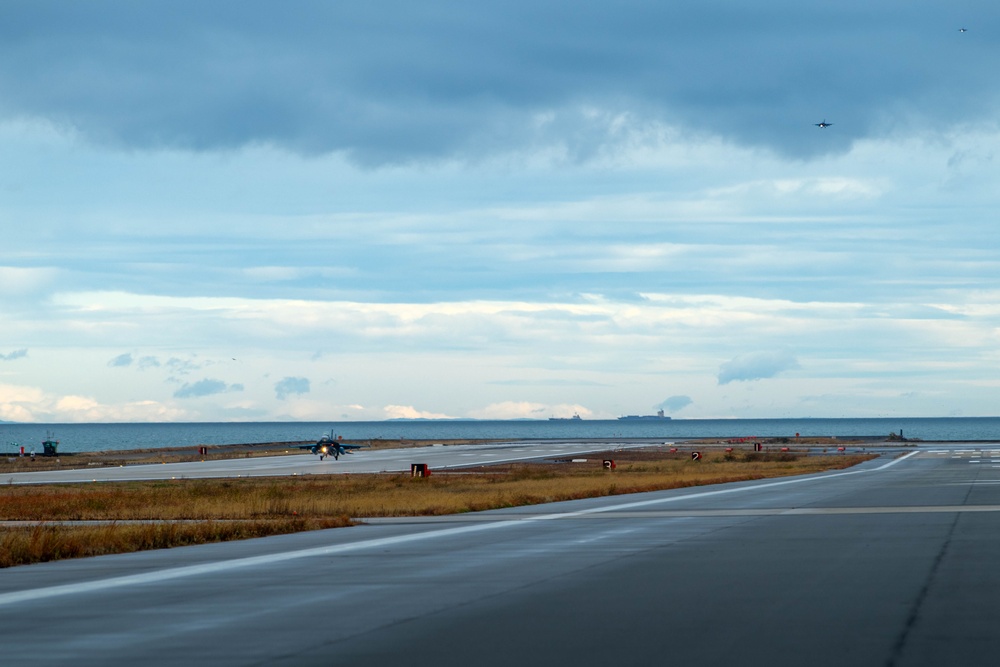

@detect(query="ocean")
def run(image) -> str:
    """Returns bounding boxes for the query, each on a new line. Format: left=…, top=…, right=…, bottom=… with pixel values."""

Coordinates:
left=2, top=417, right=1000, bottom=454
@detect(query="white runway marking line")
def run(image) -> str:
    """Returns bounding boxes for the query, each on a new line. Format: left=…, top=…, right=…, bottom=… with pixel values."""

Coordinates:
left=370, top=504, right=1000, bottom=522
left=572, top=525, right=645, bottom=545
left=0, top=451, right=919, bottom=608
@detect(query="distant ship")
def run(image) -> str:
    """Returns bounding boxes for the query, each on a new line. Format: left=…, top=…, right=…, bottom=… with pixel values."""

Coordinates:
left=618, top=409, right=670, bottom=421
left=549, top=414, right=582, bottom=421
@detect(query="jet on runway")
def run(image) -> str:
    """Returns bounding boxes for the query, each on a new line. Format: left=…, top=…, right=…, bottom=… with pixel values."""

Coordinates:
left=299, top=432, right=366, bottom=460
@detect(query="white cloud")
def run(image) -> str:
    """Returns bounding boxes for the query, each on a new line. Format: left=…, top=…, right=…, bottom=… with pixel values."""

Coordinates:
left=382, top=405, right=455, bottom=420
left=705, top=177, right=884, bottom=201
left=0, top=382, right=185, bottom=422
left=465, top=402, right=592, bottom=420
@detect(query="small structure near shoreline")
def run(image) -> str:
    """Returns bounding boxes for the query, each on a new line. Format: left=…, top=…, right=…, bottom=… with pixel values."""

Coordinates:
left=41, top=432, right=59, bottom=456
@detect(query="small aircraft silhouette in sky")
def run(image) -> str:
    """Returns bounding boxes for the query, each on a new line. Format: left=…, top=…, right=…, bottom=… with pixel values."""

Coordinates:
left=815, top=120, right=833, bottom=128
left=959, top=28, right=968, bottom=33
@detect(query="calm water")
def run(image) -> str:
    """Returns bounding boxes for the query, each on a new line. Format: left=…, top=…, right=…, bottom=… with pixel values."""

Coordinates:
left=2, top=417, right=1000, bottom=454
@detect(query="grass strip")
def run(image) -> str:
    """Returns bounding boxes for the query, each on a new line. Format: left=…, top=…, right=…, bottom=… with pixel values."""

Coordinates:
left=0, top=451, right=873, bottom=567
left=0, top=518, right=351, bottom=568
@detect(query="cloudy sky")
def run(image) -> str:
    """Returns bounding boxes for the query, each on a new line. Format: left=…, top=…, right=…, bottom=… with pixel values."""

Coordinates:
left=1, top=1, right=999, bottom=422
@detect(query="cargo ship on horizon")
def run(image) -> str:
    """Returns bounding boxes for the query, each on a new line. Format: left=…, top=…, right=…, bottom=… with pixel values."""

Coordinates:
left=618, top=409, right=670, bottom=421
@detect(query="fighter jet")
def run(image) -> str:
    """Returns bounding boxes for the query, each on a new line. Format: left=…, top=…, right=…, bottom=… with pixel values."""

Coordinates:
left=815, top=120, right=833, bottom=128
left=959, top=28, right=968, bottom=33
left=299, top=431, right=366, bottom=460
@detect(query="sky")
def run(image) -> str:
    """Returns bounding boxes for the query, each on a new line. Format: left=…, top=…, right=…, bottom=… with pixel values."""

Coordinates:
left=1, top=1, right=999, bottom=423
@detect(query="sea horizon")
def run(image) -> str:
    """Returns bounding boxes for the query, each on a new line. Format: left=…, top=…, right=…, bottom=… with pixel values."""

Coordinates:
left=2, top=414, right=998, bottom=424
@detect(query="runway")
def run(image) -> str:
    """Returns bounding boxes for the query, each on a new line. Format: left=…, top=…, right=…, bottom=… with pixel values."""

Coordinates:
left=2, top=444, right=1000, bottom=665
left=0, top=439, right=662, bottom=484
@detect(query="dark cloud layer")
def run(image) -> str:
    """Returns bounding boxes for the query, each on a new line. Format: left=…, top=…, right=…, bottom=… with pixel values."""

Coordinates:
left=1, top=1, right=996, bottom=163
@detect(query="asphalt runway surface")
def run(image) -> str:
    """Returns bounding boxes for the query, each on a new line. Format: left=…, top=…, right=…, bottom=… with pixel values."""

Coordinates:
left=3, top=443, right=1000, bottom=666
left=1, top=439, right=665, bottom=484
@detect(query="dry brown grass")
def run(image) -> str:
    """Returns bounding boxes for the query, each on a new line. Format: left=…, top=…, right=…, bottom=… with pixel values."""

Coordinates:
left=0, top=451, right=872, bottom=519
left=0, top=451, right=874, bottom=567
left=0, top=518, right=351, bottom=568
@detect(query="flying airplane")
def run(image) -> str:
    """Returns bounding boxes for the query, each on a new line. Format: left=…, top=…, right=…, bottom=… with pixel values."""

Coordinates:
left=959, top=28, right=968, bottom=33
left=299, top=431, right=366, bottom=460
left=815, top=120, right=833, bottom=128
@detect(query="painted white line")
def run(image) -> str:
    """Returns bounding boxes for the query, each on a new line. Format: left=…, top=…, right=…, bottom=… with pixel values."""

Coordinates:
left=371, top=504, right=1000, bottom=522
left=0, top=451, right=920, bottom=607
